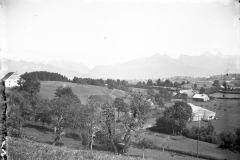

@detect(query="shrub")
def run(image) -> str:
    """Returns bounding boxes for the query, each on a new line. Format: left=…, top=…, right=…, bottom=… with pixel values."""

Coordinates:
left=214, top=104, right=217, bottom=106
left=183, top=122, right=217, bottom=144
left=224, top=109, right=227, bottom=111
left=153, top=117, right=172, bottom=134
left=149, top=108, right=163, bottom=118
left=65, top=132, right=81, bottom=141
left=81, top=132, right=90, bottom=147
left=218, top=131, right=235, bottom=150
left=170, top=135, right=185, bottom=141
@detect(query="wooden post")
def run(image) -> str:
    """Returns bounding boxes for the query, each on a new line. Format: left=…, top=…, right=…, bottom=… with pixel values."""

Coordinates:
left=197, top=116, right=201, bottom=158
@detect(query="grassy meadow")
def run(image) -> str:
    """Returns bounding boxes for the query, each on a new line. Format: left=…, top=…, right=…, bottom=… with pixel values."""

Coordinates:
left=8, top=136, right=152, bottom=160
left=40, top=81, right=126, bottom=104
left=188, top=99, right=240, bottom=133
left=13, top=121, right=205, bottom=160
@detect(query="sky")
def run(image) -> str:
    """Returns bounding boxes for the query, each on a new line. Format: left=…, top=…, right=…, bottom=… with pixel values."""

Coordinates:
left=1, top=0, right=240, bottom=68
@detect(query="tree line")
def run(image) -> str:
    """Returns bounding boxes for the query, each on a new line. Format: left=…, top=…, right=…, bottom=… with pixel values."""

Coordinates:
left=21, top=72, right=193, bottom=92
left=134, top=79, right=190, bottom=89
left=21, top=71, right=70, bottom=82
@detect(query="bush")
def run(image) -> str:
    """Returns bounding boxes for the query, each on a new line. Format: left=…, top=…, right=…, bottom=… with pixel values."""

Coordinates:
left=224, top=109, right=227, bottom=111
left=153, top=117, right=172, bottom=134
left=170, top=135, right=185, bottom=141
left=81, top=132, right=90, bottom=147
left=135, top=137, right=158, bottom=150
left=149, top=108, right=163, bottom=118
left=183, top=122, right=217, bottom=144
left=218, top=131, right=235, bottom=150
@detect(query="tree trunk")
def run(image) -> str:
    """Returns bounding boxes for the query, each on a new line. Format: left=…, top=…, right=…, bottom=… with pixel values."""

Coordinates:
left=110, top=136, right=118, bottom=154
left=90, top=133, right=94, bottom=151
left=142, top=148, right=145, bottom=159
left=171, top=122, right=174, bottom=135
left=118, top=110, right=120, bottom=121
left=90, top=123, right=93, bottom=151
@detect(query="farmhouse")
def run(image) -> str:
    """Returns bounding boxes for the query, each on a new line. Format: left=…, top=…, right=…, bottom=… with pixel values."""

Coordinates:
left=179, top=89, right=195, bottom=97
left=1, top=72, right=20, bottom=88
left=192, top=94, right=210, bottom=102
left=188, top=103, right=216, bottom=121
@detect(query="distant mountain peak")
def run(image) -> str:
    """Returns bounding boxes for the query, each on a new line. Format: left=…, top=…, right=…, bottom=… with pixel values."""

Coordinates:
left=201, top=51, right=213, bottom=57
left=153, top=53, right=160, bottom=56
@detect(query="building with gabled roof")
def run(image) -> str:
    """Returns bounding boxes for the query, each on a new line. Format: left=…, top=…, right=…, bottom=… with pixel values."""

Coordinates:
left=188, top=103, right=216, bottom=121
left=192, top=93, right=210, bottom=102
left=1, top=72, right=20, bottom=88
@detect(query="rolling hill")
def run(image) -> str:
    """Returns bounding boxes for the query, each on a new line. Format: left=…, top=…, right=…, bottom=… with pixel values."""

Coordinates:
left=40, top=81, right=126, bottom=104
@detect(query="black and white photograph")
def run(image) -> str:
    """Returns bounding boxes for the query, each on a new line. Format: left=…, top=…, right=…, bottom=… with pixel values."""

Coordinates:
left=0, top=0, right=240, bottom=159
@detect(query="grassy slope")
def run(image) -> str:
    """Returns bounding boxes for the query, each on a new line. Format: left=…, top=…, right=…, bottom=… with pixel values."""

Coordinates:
left=142, top=131, right=240, bottom=160
left=19, top=122, right=202, bottom=160
left=7, top=136, right=151, bottom=160
left=40, top=81, right=126, bottom=104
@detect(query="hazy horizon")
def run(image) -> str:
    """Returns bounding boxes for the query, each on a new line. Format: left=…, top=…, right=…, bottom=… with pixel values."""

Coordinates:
left=1, top=0, right=240, bottom=69
left=1, top=51, right=240, bottom=70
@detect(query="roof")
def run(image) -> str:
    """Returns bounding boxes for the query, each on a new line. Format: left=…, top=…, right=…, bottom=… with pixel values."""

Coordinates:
left=1, top=72, right=14, bottom=81
left=188, top=103, right=216, bottom=115
left=192, top=94, right=209, bottom=99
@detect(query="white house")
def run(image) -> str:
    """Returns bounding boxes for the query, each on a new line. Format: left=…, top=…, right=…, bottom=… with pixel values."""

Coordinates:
left=1, top=72, right=20, bottom=88
left=179, top=89, right=195, bottom=98
left=188, top=103, right=216, bottom=121
left=192, top=94, right=210, bottom=102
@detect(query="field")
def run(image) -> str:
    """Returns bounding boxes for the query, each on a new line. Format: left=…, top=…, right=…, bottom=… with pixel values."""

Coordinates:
left=188, top=99, right=240, bottom=133
left=8, top=81, right=239, bottom=159
left=8, top=136, right=150, bottom=160
left=40, top=81, right=126, bottom=104
left=141, top=130, right=240, bottom=160
left=16, top=121, right=203, bottom=160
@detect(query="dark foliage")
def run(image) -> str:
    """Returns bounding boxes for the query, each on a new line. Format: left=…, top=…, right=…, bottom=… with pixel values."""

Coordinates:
left=21, top=71, right=70, bottom=82
left=155, top=101, right=192, bottom=135
left=182, top=122, right=218, bottom=144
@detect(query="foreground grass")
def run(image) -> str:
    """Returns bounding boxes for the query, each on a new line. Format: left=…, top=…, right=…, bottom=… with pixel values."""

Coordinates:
left=142, top=130, right=240, bottom=160
left=7, top=137, right=152, bottom=160
left=21, top=122, right=203, bottom=160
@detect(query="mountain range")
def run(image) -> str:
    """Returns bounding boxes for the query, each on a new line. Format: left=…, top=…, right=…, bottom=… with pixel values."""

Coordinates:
left=0, top=58, right=90, bottom=79
left=1, top=52, right=239, bottom=79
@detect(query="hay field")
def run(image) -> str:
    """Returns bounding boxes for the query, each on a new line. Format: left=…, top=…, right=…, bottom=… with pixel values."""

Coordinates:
left=188, top=99, right=240, bottom=133
left=40, top=81, right=126, bottom=104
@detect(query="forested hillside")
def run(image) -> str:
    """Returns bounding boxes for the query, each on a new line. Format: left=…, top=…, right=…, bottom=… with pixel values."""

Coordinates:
left=21, top=71, right=70, bottom=82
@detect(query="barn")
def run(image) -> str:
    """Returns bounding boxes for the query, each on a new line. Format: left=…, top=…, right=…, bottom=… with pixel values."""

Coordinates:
left=188, top=103, right=216, bottom=121
left=192, top=94, right=210, bottom=102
